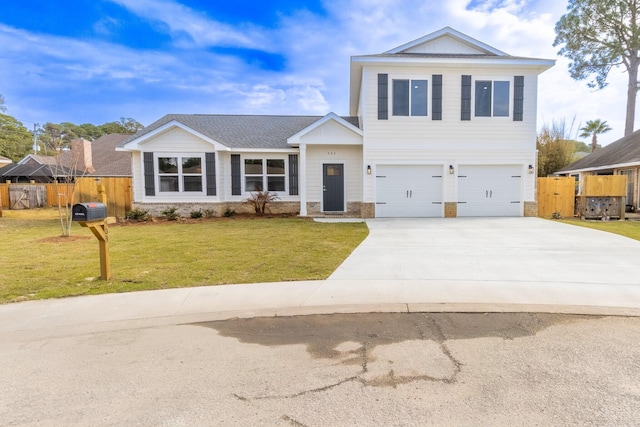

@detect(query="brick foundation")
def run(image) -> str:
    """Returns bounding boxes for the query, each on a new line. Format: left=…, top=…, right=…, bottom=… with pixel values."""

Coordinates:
left=524, top=201, right=538, bottom=217
left=132, top=201, right=300, bottom=218
left=444, top=202, right=457, bottom=218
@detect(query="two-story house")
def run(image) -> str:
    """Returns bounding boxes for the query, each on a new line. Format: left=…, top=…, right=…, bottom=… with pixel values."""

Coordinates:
left=118, top=27, right=554, bottom=218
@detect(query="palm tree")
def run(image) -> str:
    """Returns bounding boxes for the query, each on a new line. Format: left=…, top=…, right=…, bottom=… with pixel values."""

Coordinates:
left=579, top=119, right=612, bottom=152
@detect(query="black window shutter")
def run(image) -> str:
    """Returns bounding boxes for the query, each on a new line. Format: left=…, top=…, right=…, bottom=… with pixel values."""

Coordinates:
left=205, top=152, right=216, bottom=196
left=231, top=154, right=241, bottom=195
left=432, top=74, right=442, bottom=120
left=461, top=75, right=471, bottom=121
left=378, top=74, right=388, bottom=120
left=143, top=152, right=155, bottom=196
left=288, top=154, right=299, bottom=196
left=513, top=76, right=524, bottom=121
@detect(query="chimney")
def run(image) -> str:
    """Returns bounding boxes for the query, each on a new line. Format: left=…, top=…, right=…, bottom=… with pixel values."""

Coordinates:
left=71, top=138, right=95, bottom=174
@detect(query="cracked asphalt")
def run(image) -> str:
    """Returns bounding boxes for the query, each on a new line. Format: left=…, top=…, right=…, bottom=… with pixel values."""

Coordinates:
left=2, top=313, right=639, bottom=426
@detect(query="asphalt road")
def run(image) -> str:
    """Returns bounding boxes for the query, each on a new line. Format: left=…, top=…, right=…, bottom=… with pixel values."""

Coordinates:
left=2, top=312, right=639, bottom=426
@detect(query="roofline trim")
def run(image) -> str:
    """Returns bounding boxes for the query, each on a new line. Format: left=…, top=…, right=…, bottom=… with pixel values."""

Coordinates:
left=384, top=26, right=507, bottom=56
left=287, top=112, right=363, bottom=145
left=118, top=120, right=230, bottom=152
left=560, top=161, right=640, bottom=173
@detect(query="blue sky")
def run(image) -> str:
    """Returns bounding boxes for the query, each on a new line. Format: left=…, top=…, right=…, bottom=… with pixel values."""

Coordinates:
left=0, top=0, right=632, bottom=146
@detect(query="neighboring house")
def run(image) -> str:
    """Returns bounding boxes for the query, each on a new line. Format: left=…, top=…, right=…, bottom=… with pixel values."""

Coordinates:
left=118, top=27, right=554, bottom=218
left=1, top=134, right=132, bottom=183
left=556, top=129, right=640, bottom=212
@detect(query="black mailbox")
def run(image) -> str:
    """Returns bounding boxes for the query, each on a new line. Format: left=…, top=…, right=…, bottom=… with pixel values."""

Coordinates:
left=72, top=202, right=107, bottom=221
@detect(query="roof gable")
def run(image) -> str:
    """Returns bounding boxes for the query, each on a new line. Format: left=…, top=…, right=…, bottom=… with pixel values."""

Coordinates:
left=287, top=112, right=363, bottom=146
left=385, top=27, right=506, bottom=56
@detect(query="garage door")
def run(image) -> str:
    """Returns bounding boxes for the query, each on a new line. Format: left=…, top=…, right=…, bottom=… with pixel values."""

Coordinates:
left=376, top=165, right=443, bottom=217
left=457, top=165, right=522, bottom=217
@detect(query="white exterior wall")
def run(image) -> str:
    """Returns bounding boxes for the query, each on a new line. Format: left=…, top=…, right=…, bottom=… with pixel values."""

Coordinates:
left=305, top=145, right=363, bottom=204
left=359, top=64, right=539, bottom=205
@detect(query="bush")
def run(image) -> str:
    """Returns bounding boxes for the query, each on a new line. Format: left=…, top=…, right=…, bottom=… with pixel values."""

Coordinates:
left=190, top=209, right=203, bottom=219
left=244, top=191, right=279, bottom=216
left=126, top=208, right=150, bottom=222
left=161, top=206, right=180, bottom=221
left=223, top=208, right=235, bottom=217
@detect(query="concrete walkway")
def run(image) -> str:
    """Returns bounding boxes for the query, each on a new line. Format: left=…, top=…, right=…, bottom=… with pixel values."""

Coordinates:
left=2, top=218, right=640, bottom=337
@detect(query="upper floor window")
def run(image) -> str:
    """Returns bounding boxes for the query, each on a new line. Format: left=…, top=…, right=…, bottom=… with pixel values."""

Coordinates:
left=244, top=158, right=286, bottom=192
left=158, top=155, right=203, bottom=192
left=475, top=80, right=510, bottom=117
left=393, top=79, right=428, bottom=116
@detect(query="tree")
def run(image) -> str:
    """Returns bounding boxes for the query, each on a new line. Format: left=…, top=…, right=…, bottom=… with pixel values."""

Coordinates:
left=554, top=0, right=640, bottom=136
left=579, top=119, right=612, bottom=152
left=0, top=113, right=33, bottom=161
left=537, top=120, right=578, bottom=177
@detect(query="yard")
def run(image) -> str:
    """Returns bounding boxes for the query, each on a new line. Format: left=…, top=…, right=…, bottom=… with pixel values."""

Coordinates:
left=0, top=209, right=369, bottom=304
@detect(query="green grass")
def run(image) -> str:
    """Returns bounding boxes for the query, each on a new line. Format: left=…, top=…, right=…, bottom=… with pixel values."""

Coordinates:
left=0, top=209, right=368, bottom=303
left=559, top=218, right=640, bottom=241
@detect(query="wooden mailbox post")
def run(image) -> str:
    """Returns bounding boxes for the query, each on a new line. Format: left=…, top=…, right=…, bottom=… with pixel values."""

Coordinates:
left=72, top=201, right=114, bottom=280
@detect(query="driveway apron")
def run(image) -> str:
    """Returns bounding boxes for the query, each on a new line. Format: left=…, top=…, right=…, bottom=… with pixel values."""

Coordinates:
left=328, top=218, right=640, bottom=288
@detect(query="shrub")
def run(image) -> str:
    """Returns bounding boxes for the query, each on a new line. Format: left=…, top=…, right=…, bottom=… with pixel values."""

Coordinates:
left=161, top=206, right=180, bottom=221
left=223, top=208, right=235, bottom=217
left=190, top=209, right=203, bottom=219
left=126, top=208, right=150, bottom=222
left=244, top=191, right=279, bottom=216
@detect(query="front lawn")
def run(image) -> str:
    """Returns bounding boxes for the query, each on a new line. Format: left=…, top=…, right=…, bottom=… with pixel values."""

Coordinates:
left=0, top=209, right=368, bottom=303
left=559, top=218, right=640, bottom=241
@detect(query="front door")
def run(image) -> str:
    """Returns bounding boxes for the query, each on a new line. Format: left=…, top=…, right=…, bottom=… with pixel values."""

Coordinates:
left=323, top=163, right=344, bottom=212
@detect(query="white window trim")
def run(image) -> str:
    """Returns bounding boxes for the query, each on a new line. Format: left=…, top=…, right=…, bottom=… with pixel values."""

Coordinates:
left=242, top=155, right=288, bottom=194
left=390, top=75, right=430, bottom=118
left=473, top=77, right=512, bottom=118
left=155, top=152, right=206, bottom=195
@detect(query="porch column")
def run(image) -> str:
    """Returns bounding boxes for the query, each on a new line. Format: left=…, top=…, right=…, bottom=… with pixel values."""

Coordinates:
left=299, top=144, right=307, bottom=216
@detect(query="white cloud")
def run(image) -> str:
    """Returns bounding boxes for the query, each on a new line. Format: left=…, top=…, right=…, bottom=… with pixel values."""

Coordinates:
left=1, top=0, right=636, bottom=146
left=107, top=0, right=271, bottom=50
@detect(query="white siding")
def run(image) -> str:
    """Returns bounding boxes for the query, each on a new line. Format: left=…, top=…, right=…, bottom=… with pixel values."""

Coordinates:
left=305, top=145, right=363, bottom=204
left=140, top=127, right=216, bottom=152
left=360, top=63, right=539, bottom=208
left=131, top=151, right=143, bottom=202
left=404, top=37, right=484, bottom=55
left=300, top=120, right=362, bottom=145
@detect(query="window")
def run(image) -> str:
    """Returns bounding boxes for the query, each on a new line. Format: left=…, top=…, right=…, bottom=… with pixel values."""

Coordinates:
left=244, top=158, right=286, bottom=192
left=393, top=79, right=428, bottom=116
left=157, top=155, right=203, bottom=192
left=475, top=80, right=510, bottom=117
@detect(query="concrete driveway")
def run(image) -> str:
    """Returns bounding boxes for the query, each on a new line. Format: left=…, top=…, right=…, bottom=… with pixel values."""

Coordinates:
left=329, top=217, right=640, bottom=300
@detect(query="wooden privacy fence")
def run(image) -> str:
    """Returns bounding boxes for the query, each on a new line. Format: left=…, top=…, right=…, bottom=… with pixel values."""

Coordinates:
left=0, top=178, right=132, bottom=218
left=537, top=177, right=575, bottom=218
left=537, top=175, right=627, bottom=219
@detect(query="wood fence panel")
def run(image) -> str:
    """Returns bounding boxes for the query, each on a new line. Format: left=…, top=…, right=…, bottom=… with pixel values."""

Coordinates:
left=537, top=177, right=575, bottom=218
left=582, top=175, right=626, bottom=196
left=0, top=178, right=132, bottom=218
left=0, top=184, right=9, bottom=209
left=74, top=177, right=132, bottom=218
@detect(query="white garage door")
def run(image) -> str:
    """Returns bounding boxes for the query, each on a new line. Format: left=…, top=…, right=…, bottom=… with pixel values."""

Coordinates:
left=376, top=165, right=443, bottom=217
left=458, top=165, right=522, bottom=217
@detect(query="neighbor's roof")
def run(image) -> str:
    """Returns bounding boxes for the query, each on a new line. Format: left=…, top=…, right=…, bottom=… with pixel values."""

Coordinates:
left=90, top=133, right=131, bottom=176
left=557, top=129, right=640, bottom=173
left=120, top=114, right=360, bottom=150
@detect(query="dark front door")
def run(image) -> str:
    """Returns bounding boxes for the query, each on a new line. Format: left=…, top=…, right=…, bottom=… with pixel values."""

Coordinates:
left=323, top=163, right=344, bottom=212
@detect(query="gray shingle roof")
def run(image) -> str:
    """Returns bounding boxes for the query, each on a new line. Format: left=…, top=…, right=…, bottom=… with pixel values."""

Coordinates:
left=557, top=129, right=640, bottom=173
left=89, top=133, right=131, bottom=176
left=120, top=114, right=360, bottom=149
